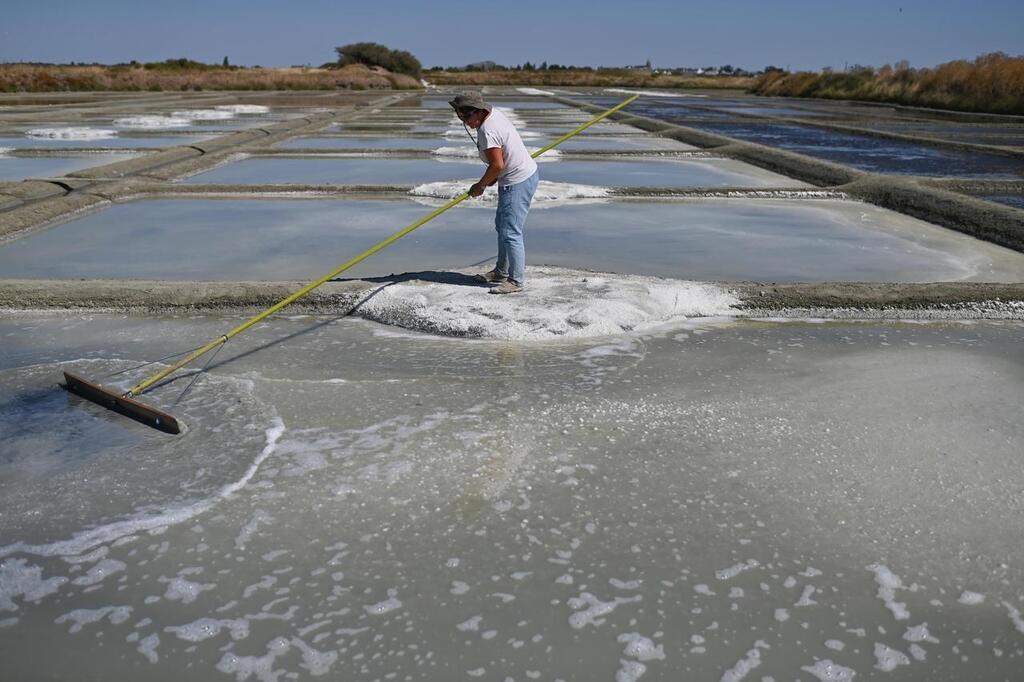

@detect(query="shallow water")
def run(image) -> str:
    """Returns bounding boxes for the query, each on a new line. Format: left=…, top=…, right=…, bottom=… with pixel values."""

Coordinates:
left=2, top=311, right=1023, bottom=680
left=671, top=121, right=1024, bottom=179
left=582, top=96, right=1024, bottom=179
left=181, top=157, right=804, bottom=188
left=719, top=106, right=832, bottom=118
left=0, top=153, right=136, bottom=181
left=980, top=194, right=1024, bottom=210
left=862, top=124, right=1024, bottom=148
left=2, top=197, right=1020, bottom=283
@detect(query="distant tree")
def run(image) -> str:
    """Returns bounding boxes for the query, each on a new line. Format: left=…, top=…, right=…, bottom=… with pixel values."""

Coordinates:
left=223, top=56, right=229, bottom=67
left=540, top=61, right=548, bottom=70
left=522, top=61, right=535, bottom=71
left=144, top=58, right=214, bottom=71
left=334, top=42, right=422, bottom=76
left=645, top=59, right=652, bottom=69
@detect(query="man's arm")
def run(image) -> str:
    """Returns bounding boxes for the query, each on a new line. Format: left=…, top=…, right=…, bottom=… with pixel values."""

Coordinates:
left=469, top=148, right=505, bottom=197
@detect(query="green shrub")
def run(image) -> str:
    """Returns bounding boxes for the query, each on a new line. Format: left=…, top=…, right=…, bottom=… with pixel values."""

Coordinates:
left=334, top=42, right=421, bottom=77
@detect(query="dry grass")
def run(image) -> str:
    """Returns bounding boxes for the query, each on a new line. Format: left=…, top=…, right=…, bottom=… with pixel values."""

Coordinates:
left=427, top=69, right=754, bottom=89
left=750, top=53, right=1024, bottom=115
left=0, top=63, right=421, bottom=92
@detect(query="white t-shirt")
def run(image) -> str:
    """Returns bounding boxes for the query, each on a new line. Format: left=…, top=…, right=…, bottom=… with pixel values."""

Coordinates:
left=477, top=108, right=538, bottom=185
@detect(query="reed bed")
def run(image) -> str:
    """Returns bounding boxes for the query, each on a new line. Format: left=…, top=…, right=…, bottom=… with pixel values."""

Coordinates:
left=750, top=53, right=1024, bottom=115
left=0, top=63, right=421, bottom=92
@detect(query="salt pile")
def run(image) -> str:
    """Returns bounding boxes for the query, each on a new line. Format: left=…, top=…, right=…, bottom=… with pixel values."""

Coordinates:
left=215, top=105, right=270, bottom=114
left=113, top=116, right=191, bottom=129
left=355, top=266, right=738, bottom=340
left=171, top=109, right=235, bottom=120
left=0, top=147, right=12, bottom=156
left=408, top=179, right=609, bottom=207
left=517, top=87, right=556, bottom=96
left=24, top=127, right=118, bottom=140
left=431, top=146, right=561, bottom=161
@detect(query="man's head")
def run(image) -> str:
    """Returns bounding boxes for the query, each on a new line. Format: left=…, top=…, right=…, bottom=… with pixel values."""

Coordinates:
left=449, top=91, right=492, bottom=129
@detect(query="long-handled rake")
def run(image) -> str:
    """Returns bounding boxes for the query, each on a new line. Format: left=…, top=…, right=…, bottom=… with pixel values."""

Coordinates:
left=63, top=95, right=638, bottom=434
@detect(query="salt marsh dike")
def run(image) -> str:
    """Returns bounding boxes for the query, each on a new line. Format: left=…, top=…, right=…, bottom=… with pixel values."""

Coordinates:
left=1, top=88, right=1024, bottom=681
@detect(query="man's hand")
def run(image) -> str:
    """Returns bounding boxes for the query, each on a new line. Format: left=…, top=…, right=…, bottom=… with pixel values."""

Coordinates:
left=468, top=182, right=485, bottom=198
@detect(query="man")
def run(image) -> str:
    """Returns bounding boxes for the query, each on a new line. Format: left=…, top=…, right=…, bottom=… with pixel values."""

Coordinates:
left=449, top=92, right=539, bottom=294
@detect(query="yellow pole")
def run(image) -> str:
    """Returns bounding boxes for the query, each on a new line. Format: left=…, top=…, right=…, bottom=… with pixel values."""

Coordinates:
left=126, top=95, right=638, bottom=398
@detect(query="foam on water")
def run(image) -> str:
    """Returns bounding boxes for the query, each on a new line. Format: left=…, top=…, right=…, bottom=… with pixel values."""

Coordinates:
left=0, top=558, right=67, bottom=611
left=431, top=145, right=561, bottom=161
left=171, top=109, right=235, bottom=120
left=873, top=642, right=910, bottom=671
left=113, top=116, right=191, bottom=129
left=618, top=632, right=666, bottom=661
left=720, top=641, right=769, bottom=682
left=958, top=590, right=985, bottom=605
left=1003, top=601, right=1024, bottom=634
left=866, top=563, right=910, bottom=620
left=24, top=127, right=118, bottom=140
left=408, top=179, right=609, bottom=208
left=567, top=591, right=642, bottom=628
left=215, top=104, right=270, bottom=114
left=55, top=605, right=132, bottom=633
left=0, top=359, right=284, bottom=560
left=354, top=267, right=739, bottom=341
left=0, top=147, right=12, bottom=156
left=800, top=659, right=857, bottom=681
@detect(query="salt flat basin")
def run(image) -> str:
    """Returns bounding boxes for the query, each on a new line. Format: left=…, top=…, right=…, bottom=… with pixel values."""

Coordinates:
left=181, top=157, right=802, bottom=188
left=1, top=197, right=1021, bottom=282
left=2, top=311, right=1023, bottom=681
left=0, top=153, right=136, bottom=181
left=275, top=136, right=697, bottom=152
left=0, top=135, right=210, bottom=150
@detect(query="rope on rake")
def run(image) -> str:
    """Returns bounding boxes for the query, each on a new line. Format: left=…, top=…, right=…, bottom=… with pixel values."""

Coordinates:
left=103, top=344, right=206, bottom=379
left=171, top=340, right=226, bottom=407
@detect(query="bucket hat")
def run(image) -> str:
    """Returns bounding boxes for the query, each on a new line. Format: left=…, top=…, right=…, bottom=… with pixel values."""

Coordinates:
left=448, top=91, right=492, bottom=113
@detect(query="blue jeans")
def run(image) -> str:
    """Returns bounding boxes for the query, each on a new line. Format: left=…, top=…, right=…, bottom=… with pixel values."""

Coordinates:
left=494, top=169, right=539, bottom=285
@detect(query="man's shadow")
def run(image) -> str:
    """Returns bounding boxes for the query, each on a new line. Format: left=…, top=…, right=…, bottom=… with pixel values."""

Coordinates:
left=148, top=269, right=486, bottom=396
left=336, top=269, right=486, bottom=315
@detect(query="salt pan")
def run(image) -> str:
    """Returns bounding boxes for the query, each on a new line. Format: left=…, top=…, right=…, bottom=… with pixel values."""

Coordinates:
left=215, top=105, right=270, bottom=114
left=114, top=116, right=191, bottom=129
left=25, top=127, right=117, bottom=140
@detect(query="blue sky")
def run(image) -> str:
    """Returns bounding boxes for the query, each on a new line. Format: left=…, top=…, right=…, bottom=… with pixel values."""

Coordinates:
left=2, top=0, right=1022, bottom=71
